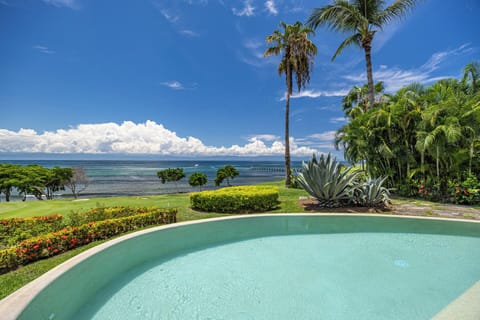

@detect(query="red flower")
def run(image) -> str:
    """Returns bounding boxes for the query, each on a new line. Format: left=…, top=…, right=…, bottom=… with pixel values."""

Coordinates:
left=61, top=235, right=68, bottom=240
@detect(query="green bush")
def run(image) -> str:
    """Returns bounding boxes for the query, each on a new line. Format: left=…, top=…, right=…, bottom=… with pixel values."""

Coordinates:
left=0, top=208, right=177, bottom=274
left=67, top=206, right=158, bottom=226
left=190, top=186, right=279, bottom=213
left=0, top=215, right=65, bottom=249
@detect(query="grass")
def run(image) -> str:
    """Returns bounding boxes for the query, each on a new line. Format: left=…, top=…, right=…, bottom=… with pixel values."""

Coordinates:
left=0, top=182, right=308, bottom=220
left=0, top=182, right=308, bottom=299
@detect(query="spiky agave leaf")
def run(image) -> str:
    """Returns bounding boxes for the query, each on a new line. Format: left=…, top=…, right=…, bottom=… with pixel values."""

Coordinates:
left=356, top=176, right=391, bottom=207
left=297, top=153, right=360, bottom=207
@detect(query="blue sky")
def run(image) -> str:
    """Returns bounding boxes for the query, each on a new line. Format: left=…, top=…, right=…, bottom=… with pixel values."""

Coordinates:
left=0, top=0, right=479, bottom=159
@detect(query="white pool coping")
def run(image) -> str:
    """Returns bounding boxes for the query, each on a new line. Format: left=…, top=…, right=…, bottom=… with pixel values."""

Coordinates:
left=0, top=213, right=479, bottom=320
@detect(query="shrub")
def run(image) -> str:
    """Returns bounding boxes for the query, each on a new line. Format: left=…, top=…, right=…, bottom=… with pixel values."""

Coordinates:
left=354, top=177, right=391, bottom=208
left=296, top=154, right=360, bottom=207
left=190, top=186, right=279, bottom=213
left=449, top=175, right=480, bottom=205
left=0, top=208, right=177, bottom=274
left=0, top=215, right=65, bottom=249
left=67, top=206, right=157, bottom=226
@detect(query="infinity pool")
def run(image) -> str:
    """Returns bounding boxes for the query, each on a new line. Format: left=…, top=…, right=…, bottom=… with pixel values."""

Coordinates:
left=2, top=215, right=480, bottom=320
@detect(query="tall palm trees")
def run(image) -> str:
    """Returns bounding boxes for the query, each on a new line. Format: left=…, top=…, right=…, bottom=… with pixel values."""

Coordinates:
left=264, top=21, right=317, bottom=186
left=307, top=0, right=419, bottom=110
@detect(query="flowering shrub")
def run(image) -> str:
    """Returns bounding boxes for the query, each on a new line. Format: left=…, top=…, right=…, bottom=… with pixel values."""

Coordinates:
left=449, top=175, right=480, bottom=205
left=0, top=214, right=65, bottom=249
left=67, top=206, right=157, bottom=226
left=190, top=186, right=279, bottom=213
left=0, top=208, right=177, bottom=274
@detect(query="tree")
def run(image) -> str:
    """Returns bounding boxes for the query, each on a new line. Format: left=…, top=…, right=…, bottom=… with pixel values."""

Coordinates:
left=264, top=21, right=317, bottom=187
left=157, top=168, right=186, bottom=192
left=0, top=164, right=20, bottom=202
left=66, top=167, right=90, bottom=199
left=188, top=172, right=208, bottom=190
left=214, top=165, right=239, bottom=186
left=462, top=61, right=480, bottom=94
left=307, top=0, right=419, bottom=109
left=44, top=166, right=73, bottom=200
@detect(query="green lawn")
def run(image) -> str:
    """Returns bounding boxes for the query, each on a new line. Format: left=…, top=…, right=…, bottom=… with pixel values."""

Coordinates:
left=0, top=182, right=308, bottom=299
left=0, top=181, right=308, bottom=220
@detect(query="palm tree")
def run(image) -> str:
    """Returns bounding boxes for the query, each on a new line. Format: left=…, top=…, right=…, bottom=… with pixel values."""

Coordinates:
left=264, top=21, right=317, bottom=187
left=462, top=61, right=480, bottom=94
left=307, top=0, right=419, bottom=109
left=343, top=81, right=386, bottom=117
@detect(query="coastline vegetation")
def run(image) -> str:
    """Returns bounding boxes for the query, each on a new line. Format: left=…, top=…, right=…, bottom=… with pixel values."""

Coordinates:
left=335, top=62, right=480, bottom=204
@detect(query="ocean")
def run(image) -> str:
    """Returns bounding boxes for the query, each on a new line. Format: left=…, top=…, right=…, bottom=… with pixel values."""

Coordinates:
left=0, top=160, right=302, bottom=200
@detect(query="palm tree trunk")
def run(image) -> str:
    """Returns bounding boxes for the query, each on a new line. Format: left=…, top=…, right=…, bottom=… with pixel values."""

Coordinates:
left=285, top=92, right=291, bottom=187
left=363, top=43, right=375, bottom=110
left=285, top=65, right=292, bottom=187
left=436, top=145, right=440, bottom=178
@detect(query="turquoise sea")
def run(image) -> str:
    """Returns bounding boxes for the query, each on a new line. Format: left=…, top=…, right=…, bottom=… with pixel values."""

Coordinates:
left=0, top=160, right=301, bottom=199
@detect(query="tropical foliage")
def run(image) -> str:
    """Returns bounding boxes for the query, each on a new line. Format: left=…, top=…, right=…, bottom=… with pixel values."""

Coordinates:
left=296, top=153, right=361, bottom=207
left=354, top=177, right=391, bottom=207
left=264, top=21, right=317, bottom=186
left=307, top=0, right=419, bottom=110
left=336, top=62, right=480, bottom=203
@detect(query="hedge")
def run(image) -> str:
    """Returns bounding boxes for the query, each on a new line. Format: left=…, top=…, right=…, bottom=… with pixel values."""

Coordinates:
left=0, top=208, right=177, bottom=274
left=190, top=186, right=279, bottom=213
left=0, top=215, right=65, bottom=249
left=68, top=206, right=161, bottom=226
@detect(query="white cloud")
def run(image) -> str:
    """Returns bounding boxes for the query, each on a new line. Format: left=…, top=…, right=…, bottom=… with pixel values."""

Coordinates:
left=264, top=0, right=278, bottom=15
left=295, top=131, right=338, bottom=150
left=179, top=29, right=199, bottom=37
left=344, top=44, right=473, bottom=92
left=247, top=134, right=280, bottom=142
left=0, top=121, right=317, bottom=157
left=160, top=9, right=179, bottom=23
left=308, top=131, right=337, bottom=141
left=329, top=117, right=348, bottom=124
left=42, top=0, right=78, bottom=9
left=279, top=88, right=349, bottom=101
left=161, top=81, right=184, bottom=90
left=33, top=45, right=56, bottom=54
left=232, top=0, right=255, bottom=16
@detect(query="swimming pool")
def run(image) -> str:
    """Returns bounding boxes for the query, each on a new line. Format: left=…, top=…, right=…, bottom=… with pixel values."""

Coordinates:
left=1, top=214, right=479, bottom=319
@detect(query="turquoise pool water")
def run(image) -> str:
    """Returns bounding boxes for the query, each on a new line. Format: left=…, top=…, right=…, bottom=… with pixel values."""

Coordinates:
left=13, top=215, right=480, bottom=320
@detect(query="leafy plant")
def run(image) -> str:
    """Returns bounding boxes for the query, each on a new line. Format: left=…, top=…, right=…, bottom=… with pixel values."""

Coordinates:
left=354, top=177, right=391, bottom=208
left=157, top=168, right=186, bottom=192
left=214, top=165, right=239, bottom=186
left=190, top=186, right=279, bottom=213
left=296, top=153, right=360, bottom=207
left=188, top=172, right=208, bottom=190
left=0, top=208, right=177, bottom=274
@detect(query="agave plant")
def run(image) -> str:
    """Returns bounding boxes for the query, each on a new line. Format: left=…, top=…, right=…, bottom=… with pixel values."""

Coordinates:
left=296, top=153, right=360, bottom=207
left=355, top=177, right=391, bottom=208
